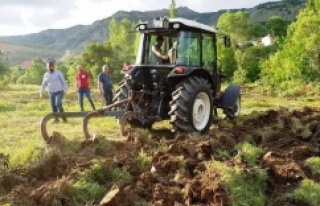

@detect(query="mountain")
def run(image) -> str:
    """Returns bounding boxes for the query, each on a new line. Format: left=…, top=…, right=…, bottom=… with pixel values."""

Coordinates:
left=0, top=0, right=306, bottom=66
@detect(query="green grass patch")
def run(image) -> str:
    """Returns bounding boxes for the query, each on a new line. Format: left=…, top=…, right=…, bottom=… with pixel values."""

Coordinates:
left=305, top=157, right=320, bottom=174
left=134, top=149, right=152, bottom=172
left=207, top=160, right=267, bottom=206
left=236, top=142, right=265, bottom=165
left=0, top=102, right=16, bottom=112
left=70, top=161, right=132, bottom=204
left=285, top=179, right=320, bottom=206
left=71, top=179, right=106, bottom=205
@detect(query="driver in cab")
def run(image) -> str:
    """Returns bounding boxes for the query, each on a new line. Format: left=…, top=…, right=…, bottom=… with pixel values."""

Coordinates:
left=151, top=35, right=169, bottom=64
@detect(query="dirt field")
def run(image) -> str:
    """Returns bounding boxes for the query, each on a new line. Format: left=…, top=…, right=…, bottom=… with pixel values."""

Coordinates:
left=1, top=106, right=320, bottom=206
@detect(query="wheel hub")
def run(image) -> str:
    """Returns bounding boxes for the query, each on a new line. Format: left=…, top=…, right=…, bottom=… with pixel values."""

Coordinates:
left=192, top=92, right=210, bottom=131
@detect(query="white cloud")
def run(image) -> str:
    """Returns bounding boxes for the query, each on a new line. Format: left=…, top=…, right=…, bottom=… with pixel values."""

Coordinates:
left=0, top=0, right=280, bottom=36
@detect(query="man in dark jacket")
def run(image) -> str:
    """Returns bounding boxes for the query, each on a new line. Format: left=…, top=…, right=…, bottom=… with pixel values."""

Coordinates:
left=98, top=65, right=113, bottom=106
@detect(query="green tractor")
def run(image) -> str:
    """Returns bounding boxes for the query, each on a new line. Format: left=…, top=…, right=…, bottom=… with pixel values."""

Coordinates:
left=40, top=17, right=241, bottom=143
left=113, top=17, right=241, bottom=134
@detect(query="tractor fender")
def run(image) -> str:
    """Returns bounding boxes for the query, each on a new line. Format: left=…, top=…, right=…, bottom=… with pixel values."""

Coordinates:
left=167, top=67, right=214, bottom=88
left=221, top=84, right=241, bottom=109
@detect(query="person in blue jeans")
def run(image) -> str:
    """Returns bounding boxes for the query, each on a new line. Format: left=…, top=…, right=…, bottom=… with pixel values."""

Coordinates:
left=40, top=59, right=68, bottom=123
left=76, top=65, right=95, bottom=111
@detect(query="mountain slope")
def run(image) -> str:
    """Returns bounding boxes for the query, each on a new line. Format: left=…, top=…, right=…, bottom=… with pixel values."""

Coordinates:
left=0, top=0, right=306, bottom=64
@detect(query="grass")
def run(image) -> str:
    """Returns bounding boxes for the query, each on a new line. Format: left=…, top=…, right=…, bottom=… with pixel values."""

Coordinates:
left=206, top=160, right=267, bottom=206
left=0, top=84, right=122, bottom=167
left=235, top=141, right=265, bottom=165
left=69, top=161, right=132, bottom=204
left=305, top=157, right=320, bottom=174
left=0, top=84, right=320, bottom=204
left=284, top=179, right=320, bottom=206
left=134, top=149, right=152, bottom=172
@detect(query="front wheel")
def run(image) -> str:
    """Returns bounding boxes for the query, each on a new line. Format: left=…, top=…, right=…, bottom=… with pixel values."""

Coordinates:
left=169, top=76, right=213, bottom=133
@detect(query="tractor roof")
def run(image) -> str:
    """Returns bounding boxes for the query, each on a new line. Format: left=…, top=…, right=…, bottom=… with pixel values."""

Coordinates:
left=169, top=17, right=217, bottom=33
left=136, top=17, right=217, bottom=34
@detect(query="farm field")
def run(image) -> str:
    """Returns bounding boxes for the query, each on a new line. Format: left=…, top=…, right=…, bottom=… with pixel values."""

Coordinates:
left=0, top=84, right=320, bottom=206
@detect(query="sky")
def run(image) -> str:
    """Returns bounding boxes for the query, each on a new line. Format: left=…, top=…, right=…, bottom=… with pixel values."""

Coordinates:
left=0, top=0, right=280, bottom=37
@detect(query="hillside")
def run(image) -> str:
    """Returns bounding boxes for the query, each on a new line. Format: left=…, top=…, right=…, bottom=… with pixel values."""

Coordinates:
left=0, top=0, right=306, bottom=66
left=0, top=41, right=63, bottom=67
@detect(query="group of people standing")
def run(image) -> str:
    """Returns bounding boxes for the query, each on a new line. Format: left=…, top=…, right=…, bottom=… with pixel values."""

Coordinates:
left=40, top=60, right=114, bottom=123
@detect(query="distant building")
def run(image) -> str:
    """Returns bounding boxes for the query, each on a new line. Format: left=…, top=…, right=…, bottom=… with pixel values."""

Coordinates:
left=261, top=34, right=273, bottom=46
left=20, top=60, right=33, bottom=69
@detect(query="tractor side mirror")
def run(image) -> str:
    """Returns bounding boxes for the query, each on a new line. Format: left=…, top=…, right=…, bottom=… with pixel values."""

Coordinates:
left=224, top=35, right=231, bottom=48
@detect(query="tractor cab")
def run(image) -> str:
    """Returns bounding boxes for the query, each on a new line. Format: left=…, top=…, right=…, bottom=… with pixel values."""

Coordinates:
left=135, top=17, right=218, bottom=68
left=130, top=17, right=222, bottom=94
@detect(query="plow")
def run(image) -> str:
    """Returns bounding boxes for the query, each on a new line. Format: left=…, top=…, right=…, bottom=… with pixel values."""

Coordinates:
left=40, top=91, right=161, bottom=143
left=40, top=17, right=242, bottom=143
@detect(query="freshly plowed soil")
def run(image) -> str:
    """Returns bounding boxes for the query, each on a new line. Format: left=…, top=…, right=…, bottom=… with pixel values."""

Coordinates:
left=0, top=107, right=319, bottom=206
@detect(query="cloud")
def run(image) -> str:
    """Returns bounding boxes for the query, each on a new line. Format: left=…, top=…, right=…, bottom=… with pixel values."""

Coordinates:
left=0, top=0, right=76, bottom=29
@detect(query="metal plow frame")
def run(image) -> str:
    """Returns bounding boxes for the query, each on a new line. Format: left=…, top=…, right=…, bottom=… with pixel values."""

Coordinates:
left=40, top=99, right=128, bottom=143
left=40, top=90, right=154, bottom=144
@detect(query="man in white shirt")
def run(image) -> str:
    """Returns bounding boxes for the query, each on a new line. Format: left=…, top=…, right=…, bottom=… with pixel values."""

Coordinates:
left=40, top=59, right=68, bottom=123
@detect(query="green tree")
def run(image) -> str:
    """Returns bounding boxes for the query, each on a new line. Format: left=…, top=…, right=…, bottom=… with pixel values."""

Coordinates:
left=217, top=11, right=251, bottom=44
left=218, top=46, right=237, bottom=79
left=169, top=0, right=177, bottom=17
left=17, top=58, right=46, bottom=84
left=247, top=24, right=268, bottom=39
left=266, top=16, right=288, bottom=37
left=0, top=51, right=9, bottom=80
left=261, top=0, right=320, bottom=93
left=81, top=41, right=114, bottom=80
left=3, top=66, right=24, bottom=84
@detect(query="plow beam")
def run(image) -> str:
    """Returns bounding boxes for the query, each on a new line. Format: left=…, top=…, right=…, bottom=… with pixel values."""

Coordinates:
left=82, top=99, right=128, bottom=140
left=41, top=99, right=129, bottom=143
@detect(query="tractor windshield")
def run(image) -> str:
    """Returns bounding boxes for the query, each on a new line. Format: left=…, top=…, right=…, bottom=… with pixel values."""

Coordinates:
left=176, top=31, right=216, bottom=69
left=135, top=30, right=216, bottom=69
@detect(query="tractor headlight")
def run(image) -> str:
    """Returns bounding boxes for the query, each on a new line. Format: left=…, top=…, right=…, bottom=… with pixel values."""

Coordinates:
left=173, top=23, right=180, bottom=29
left=139, top=24, right=146, bottom=30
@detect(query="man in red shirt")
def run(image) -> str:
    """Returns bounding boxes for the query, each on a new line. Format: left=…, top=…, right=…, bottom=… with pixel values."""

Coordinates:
left=76, top=65, right=96, bottom=111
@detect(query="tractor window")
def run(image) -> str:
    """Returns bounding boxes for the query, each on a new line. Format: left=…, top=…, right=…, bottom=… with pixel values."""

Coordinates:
left=202, top=34, right=216, bottom=70
left=143, top=34, right=171, bottom=65
left=176, top=31, right=201, bottom=66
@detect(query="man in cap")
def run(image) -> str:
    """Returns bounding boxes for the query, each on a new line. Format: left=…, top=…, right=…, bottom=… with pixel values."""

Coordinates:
left=40, top=59, right=68, bottom=123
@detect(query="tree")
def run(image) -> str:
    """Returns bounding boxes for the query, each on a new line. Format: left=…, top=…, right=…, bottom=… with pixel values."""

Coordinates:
left=266, top=16, right=288, bottom=37
left=81, top=41, right=114, bottom=81
left=17, top=58, right=46, bottom=84
left=79, top=18, right=139, bottom=83
left=261, top=0, right=320, bottom=93
left=0, top=51, right=8, bottom=80
left=217, top=11, right=251, bottom=44
left=169, top=0, right=177, bottom=17
left=218, top=46, right=237, bottom=79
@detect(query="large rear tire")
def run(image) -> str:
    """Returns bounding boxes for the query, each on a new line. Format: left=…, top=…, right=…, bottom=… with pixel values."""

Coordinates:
left=169, top=76, right=213, bottom=133
left=112, top=79, right=130, bottom=110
